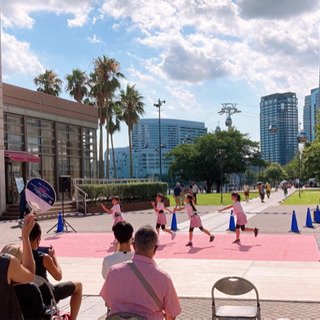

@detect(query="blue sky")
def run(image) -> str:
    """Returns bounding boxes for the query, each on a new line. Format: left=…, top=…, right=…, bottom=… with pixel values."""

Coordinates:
left=1, top=0, right=320, bottom=149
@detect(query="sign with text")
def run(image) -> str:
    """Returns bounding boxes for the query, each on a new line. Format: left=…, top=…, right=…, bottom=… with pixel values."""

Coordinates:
left=26, top=178, right=56, bottom=212
left=15, top=177, right=25, bottom=194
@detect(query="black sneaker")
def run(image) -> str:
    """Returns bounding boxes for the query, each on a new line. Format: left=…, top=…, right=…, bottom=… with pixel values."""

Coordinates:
left=186, top=242, right=193, bottom=247
left=233, top=239, right=240, bottom=243
left=254, top=228, right=259, bottom=237
left=209, top=235, right=215, bottom=242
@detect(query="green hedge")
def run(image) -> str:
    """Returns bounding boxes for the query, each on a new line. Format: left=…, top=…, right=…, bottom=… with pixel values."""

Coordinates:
left=80, top=182, right=168, bottom=205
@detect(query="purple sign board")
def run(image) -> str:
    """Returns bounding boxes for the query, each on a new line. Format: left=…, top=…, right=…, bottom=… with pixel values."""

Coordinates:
left=26, top=178, right=56, bottom=212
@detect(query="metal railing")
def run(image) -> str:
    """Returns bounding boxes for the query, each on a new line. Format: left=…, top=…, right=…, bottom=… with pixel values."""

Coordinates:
left=74, top=185, right=88, bottom=214
left=73, top=178, right=154, bottom=213
left=73, top=178, right=153, bottom=186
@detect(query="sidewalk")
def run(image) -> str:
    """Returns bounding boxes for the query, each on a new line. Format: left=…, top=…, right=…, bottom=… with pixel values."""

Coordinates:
left=1, top=187, right=320, bottom=319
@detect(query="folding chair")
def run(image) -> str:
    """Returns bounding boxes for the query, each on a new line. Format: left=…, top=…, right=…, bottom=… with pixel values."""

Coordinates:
left=211, top=276, right=261, bottom=320
left=34, top=275, right=62, bottom=320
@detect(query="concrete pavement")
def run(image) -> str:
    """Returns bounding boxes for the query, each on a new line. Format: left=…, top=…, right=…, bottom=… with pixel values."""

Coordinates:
left=1, top=187, right=320, bottom=319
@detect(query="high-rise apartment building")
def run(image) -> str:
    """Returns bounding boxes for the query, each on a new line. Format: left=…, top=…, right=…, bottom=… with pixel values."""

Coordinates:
left=303, top=87, right=320, bottom=142
left=260, top=92, right=298, bottom=165
left=108, top=118, right=207, bottom=178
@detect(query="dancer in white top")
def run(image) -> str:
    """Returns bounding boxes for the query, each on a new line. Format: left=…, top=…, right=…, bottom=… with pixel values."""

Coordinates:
left=177, top=195, right=214, bottom=246
left=151, top=193, right=175, bottom=240
left=102, top=196, right=124, bottom=245
left=219, top=192, right=258, bottom=243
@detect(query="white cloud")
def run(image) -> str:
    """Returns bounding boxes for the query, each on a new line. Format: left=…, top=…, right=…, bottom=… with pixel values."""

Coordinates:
left=1, top=32, right=44, bottom=78
left=166, top=86, right=199, bottom=112
left=87, top=34, right=103, bottom=44
left=126, top=67, right=156, bottom=84
left=99, top=0, right=320, bottom=101
left=1, top=0, right=95, bottom=29
left=237, top=0, right=319, bottom=20
left=2, top=0, right=320, bottom=113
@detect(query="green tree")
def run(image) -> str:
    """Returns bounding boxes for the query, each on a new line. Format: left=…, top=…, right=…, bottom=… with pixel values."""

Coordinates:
left=89, top=56, right=124, bottom=178
left=244, top=170, right=257, bottom=186
left=119, top=84, right=145, bottom=178
left=284, top=155, right=299, bottom=180
left=301, top=141, right=320, bottom=181
left=264, top=163, right=287, bottom=182
left=89, top=72, right=105, bottom=178
left=108, top=101, right=121, bottom=179
left=33, top=69, right=62, bottom=96
left=167, top=128, right=260, bottom=192
left=299, top=113, right=320, bottom=181
left=65, top=69, right=88, bottom=103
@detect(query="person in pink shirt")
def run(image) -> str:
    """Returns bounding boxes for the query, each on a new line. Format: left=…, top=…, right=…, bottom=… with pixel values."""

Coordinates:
left=100, top=225, right=181, bottom=319
left=176, top=195, right=215, bottom=246
left=151, top=193, right=175, bottom=240
left=218, top=192, right=259, bottom=243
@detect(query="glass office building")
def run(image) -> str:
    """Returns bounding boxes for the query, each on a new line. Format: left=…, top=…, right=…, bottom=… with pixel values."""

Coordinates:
left=3, top=83, right=98, bottom=204
left=260, top=92, right=298, bottom=165
left=303, top=87, right=320, bottom=142
left=109, top=118, right=207, bottom=178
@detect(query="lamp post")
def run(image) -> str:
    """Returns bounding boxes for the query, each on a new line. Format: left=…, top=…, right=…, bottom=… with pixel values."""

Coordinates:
left=268, top=124, right=278, bottom=162
left=216, top=149, right=226, bottom=204
left=297, top=128, right=307, bottom=198
left=154, top=99, right=166, bottom=181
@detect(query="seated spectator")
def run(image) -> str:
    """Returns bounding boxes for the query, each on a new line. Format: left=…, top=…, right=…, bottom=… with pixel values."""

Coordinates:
left=100, top=225, right=181, bottom=320
left=0, top=214, right=35, bottom=320
left=2, top=243, right=46, bottom=320
left=102, top=221, right=134, bottom=279
left=29, top=222, right=83, bottom=320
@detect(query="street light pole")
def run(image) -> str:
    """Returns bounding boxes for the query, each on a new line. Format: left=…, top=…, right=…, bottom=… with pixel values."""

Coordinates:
left=297, top=126, right=307, bottom=198
left=216, top=149, right=225, bottom=204
left=154, top=99, right=166, bottom=181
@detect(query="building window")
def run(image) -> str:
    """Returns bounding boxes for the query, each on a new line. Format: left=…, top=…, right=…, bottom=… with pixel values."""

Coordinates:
left=4, top=114, right=24, bottom=151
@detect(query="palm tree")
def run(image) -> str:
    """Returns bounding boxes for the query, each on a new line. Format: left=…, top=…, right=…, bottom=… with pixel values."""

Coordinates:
left=89, top=72, right=105, bottom=179
left=107, top=102, right=121, bottom=179
left=90, top=56, right=124, bottom=179
left=33, top=69, right=62, bottom=96
left=119, top=84, right=145, bottom=178
left=65, top=69, right=88, bottom=103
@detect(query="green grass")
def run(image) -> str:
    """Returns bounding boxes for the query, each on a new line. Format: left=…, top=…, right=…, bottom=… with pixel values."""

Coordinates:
left=169, top=191, right=260, bottom=206
left=281, top=190, right=320, bottom=205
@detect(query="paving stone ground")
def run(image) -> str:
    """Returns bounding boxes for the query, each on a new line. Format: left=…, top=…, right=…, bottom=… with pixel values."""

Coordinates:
left=1, top=188, right=320, bottom=319
left=66, top=296, right=320, bottom=320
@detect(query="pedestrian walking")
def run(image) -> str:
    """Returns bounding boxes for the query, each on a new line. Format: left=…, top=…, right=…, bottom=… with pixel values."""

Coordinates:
left=243, top=183, right=250, bottom=202
left=173, top=182, right=182, bottom=210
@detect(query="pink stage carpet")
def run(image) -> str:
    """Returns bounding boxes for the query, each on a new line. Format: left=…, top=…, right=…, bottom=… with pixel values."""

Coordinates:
left=41, top=233, right=320, bottom=262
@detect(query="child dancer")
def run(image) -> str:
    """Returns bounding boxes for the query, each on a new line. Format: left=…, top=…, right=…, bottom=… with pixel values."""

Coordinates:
left=102, top=196, right=123, bottom=244
left=151, top=193, right=175, bottom=240
left=218, top=192, right=259, bottom=243
left=177, top=195, right=215, bottom=246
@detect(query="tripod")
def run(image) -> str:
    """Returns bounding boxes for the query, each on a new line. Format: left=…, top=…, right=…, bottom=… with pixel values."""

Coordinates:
left=47, top=192, right=77, bottom=233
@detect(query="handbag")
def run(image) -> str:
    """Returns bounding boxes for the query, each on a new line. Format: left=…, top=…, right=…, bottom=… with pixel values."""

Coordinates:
left=128, top=262, right=166, bottom=318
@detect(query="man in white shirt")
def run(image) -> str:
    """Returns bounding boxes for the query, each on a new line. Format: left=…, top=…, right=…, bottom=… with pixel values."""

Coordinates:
left=102, top=221, right=134, bottom=279
left=192, top=182, right=199, bottom=204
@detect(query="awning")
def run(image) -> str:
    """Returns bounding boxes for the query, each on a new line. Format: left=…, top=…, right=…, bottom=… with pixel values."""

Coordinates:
left=5, top=151, right=40, bottom=163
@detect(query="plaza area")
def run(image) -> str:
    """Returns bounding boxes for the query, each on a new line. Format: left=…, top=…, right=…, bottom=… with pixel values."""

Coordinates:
left=1, top=188, right=320, bottom=319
